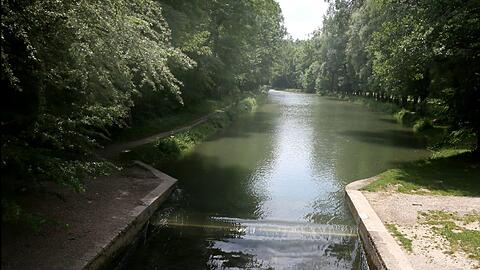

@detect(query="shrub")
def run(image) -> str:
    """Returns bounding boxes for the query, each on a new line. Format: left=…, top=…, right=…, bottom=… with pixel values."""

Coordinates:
left=155, top=136, right=184, bottom=157
left=413, top=118, right=433, bottom=133
left=394, top=109, right=419, bottom=126
left=237, top=97, right=257, bottom=112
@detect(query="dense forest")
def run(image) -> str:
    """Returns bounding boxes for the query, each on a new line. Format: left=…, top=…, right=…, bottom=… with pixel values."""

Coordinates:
left=1, top=0, right=285, bottom=218
left=271, top=0, right=480, bottom=151
left=1, top=0, right=479, bottom=222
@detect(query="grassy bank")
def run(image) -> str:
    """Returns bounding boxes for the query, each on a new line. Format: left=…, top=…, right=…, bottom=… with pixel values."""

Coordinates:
left=119, top=95, right=259, bottom=167
left=113, top=95, right=242, bottom=142
left=342, top=94, right=480, bottom=264
left=328, top=94, right=479, bottom=196
left=325, top=95, right=477, bottom=145
left=363, top=150, right=480, bottom=196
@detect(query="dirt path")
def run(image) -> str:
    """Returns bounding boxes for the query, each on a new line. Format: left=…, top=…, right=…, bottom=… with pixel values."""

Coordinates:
left=100, top=111, right=219, bottom=159
left=364, top=191, right=480, bottom=270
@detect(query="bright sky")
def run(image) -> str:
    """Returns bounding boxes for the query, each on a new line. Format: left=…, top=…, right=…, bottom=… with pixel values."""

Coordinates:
left=276, top=0, right=330, bottom=40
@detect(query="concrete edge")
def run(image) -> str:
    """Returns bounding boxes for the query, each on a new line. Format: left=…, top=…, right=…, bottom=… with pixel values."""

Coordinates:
left=82, top=161, right=178, bottom=270
left=346, top=177, right=413, bottom=270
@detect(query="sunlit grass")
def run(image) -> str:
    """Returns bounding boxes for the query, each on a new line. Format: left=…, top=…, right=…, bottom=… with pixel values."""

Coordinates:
left=363, top=151, right=480, bottom=196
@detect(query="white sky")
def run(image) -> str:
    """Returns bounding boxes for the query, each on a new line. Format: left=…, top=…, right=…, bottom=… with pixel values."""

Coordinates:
left=275, top=0, right=330, bottom=40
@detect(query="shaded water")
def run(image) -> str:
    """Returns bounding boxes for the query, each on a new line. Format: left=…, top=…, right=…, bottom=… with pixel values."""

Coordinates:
left=125, top=90, right=430, bottom=269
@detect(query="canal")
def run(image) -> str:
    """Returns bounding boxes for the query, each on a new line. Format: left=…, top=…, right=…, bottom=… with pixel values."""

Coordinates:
left=124, top=90, right=430, bottom=269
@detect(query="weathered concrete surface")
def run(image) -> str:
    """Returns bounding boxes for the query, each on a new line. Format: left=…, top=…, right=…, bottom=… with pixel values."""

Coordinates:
left=83, top=161, right=177, bottom=269
left=346, top=177, right=414, bottom=270
left=1, top=161, right=177, bottom=270
left=365, top=191, right=480, bottom=270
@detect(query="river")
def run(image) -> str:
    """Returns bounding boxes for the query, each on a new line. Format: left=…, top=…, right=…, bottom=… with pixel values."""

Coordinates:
left=124, top=90, right=430, bottom=269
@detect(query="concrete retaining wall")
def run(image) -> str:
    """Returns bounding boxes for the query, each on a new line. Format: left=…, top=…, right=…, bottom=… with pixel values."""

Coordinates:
left=345, top=177, right=413, bottom=270
left=82, top=161, right=177, bottom=270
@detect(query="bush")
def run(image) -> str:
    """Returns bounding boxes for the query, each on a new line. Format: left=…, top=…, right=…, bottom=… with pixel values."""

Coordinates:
left=238, top=97, right=257, bottom=111
left=155, top=136, right=184, bottom=157
left=122, top=95, right=259, bottom=166
left=413, top=118, right=433, bottom=133
left=394, top=109, right=419, bottom=126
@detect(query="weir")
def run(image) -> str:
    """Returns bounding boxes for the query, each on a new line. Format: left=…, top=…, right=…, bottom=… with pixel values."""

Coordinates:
left=122, top=90, right=428, bottom=269
left=157, top=217, right=358, bottom=239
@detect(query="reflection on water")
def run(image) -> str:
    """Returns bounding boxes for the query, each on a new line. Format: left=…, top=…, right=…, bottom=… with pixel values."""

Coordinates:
left=124, top=90, right=429, bottom=269
left=130, top=214, right=361, bottom=269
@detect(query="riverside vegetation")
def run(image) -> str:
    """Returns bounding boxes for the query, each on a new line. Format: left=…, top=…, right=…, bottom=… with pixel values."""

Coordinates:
left=119, top=94, right=260, bottom=167
left=271, top=0, right=479, bottom=154
left=268, top=1, right=479, bottom=264
left=1, top=0, right=284, bottom=224
left=269, top=0, right=479, bottom=197
left=1, top=0, right=479, bottom=238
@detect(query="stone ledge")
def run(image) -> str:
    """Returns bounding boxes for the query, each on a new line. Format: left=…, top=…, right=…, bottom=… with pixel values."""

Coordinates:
left=82, top=161, right=177, bottom=270
left=346, top=177, right=413, bottom=270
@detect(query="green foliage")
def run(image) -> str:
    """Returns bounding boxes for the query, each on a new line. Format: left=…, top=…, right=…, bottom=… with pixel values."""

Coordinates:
left=237, top=97, right=257, bottom=113
left=1, top=0, right=192, bottom=195
left=272, top=0, right=480, bottom=151
left=158, top=0, right=285, bottom=101
left=1, top=0, right=284, bottom=224
left=394, top=109, right=419, bottom=126
left=115, top=96, right=239, bottom=142
left=412, top=118, right=433, bottom=133
left=363, top=151, right=480, bottom=196
left=336, top=95, right=400, bottom=114
left=122, top=96, right=257, bottom=166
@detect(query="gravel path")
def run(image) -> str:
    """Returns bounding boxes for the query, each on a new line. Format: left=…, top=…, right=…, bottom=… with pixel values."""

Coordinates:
left=364, top=191, right=480, bottom=270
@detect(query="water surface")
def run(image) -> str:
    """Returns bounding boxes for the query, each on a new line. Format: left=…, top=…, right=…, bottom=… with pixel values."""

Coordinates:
left=125, top=90, right=430, bottom=269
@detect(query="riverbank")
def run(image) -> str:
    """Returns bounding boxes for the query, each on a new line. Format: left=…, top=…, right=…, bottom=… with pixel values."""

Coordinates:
left=1, top=162, right=177, bottom=270
left=346, top=176, right=480, bottom=270
left=118, top=94, right=261, bottom=167
left=336, top=93, right=480, bottom=268
left=358, top=149, right=480, bottom=269
left=328, top=94, right=477, bottom=150
left=1, top=92, right=263, bottom=270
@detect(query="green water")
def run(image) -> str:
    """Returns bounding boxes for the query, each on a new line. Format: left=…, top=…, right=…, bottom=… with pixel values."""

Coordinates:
left=124, top=90, right=430, bottom=269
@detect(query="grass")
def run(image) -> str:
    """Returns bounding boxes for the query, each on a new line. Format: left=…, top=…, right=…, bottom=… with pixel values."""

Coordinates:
left=113, top=95, right=240, bottom=142
left=394, top=109, right=419, bottom=126
left=420, top=210, right=480, bottom=263
left=324, top=94, right=401, bottom=114
left=385, top=223, right=413, bottom=252
left=363, top=150, right=480, bottom=196
left=119, top=96, right=258, bottom=167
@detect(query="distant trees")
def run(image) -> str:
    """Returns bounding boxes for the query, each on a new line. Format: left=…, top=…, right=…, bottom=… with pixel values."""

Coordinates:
left=161, top=0, right=285, bottom=96
left=1, top=0, right=285, bottom=215
left=271, top=0, right=480, bottom=151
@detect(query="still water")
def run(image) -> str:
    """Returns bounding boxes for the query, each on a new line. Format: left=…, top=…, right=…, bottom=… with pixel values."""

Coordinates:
left=124, top=90, right=430, bottom=269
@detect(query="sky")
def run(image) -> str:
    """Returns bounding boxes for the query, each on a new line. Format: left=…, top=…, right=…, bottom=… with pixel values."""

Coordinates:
left=275, top=0, right=330, bottom=40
